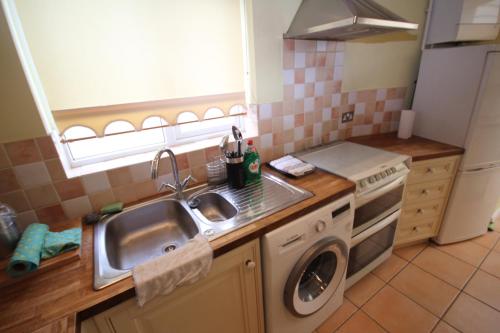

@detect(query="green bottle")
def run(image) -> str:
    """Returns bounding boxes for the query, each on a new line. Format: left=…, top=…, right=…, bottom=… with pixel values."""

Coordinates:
left=243, top=139, right=261, bottom=184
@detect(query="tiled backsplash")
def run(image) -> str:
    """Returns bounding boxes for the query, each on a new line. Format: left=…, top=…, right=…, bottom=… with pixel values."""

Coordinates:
left=0, top=40, right=407, bottom=229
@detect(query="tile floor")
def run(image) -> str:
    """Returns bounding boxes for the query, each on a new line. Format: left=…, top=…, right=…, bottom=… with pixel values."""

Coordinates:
left=314, top=229, right=500, bottom=333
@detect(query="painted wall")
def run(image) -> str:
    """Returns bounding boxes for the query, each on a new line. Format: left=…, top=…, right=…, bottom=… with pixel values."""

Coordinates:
left=0, top=4, right=45, bottom=143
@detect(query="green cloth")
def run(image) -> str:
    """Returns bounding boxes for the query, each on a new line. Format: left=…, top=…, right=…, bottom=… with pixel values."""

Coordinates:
left=41, top=228, right=81, bottom=259
left=6, top=223, right=82, bottom=278
left=7, top=223, right=48, bottom=277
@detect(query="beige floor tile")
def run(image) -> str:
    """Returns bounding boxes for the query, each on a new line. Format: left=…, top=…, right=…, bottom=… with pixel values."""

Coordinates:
left=432, top=321, right=460, bottom=333
left=345, top=273, right=385, bottom=307
left=390, top=263, right=460, bottom=317
left=336, top=310, right=385, bottom=333
left=363, top=286, right=438, bottom=333
left=465, top=269, right=500, bottom=311
left=413, top=247, right=475, bottom=289
left=316, top=298, right=357, bottom=333
left=444, top=293, right=500, bottom=333
left=394, top=242, right=428, bottom=261
left=433, top=241, right=489, bottom=266
left=480, top=250, right=500, bottom=278
left=471, top=231, right=500, bottom=249
left=372, top=254, right=407, bottom=282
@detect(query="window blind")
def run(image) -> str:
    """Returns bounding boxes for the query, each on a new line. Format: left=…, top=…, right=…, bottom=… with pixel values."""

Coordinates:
left=15, top=0, right=247, bottom=139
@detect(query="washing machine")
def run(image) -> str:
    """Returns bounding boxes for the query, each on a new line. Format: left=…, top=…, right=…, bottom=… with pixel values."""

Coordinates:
left=262, top=193, right=354, bottom=333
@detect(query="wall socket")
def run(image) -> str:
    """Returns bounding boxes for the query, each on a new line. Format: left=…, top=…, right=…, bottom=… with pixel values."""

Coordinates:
left=341, top=111, right=354, bottom=123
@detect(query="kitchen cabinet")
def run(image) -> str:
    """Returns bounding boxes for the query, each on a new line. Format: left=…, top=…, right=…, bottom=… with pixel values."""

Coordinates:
left=82, top=239, right=264, bottom=333
left=396, top=155, right=460, bottom=245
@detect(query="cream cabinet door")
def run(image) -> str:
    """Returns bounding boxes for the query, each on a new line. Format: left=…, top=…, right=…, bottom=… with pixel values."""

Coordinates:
left=90, top=239, right=264, bottom=333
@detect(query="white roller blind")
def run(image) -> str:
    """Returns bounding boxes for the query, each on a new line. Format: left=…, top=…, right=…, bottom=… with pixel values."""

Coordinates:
left=15, top=0, right=246, bottom=111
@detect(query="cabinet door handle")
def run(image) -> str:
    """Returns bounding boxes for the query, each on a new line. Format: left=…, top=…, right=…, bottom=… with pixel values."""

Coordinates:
left=426, top=168, right=435, bottom=174
left=416, top=208, right=424, bottom=215
left=412, top=226, right=420, bottom=232
left=245, top=260, right=256, bottom=270
left=421, top=189, right=429, bottom=195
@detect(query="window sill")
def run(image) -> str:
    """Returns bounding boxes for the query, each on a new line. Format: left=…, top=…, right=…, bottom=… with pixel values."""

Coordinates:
left=59, top=126, right=258, bottom=179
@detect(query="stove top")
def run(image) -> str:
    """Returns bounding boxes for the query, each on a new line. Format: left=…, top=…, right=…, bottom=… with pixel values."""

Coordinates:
left=296, top=141, right=410, bottom=193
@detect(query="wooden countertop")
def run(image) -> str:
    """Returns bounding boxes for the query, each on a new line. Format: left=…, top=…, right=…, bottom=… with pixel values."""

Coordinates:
left=0, top=167, right=355, bottom=333
left=347, top=132, right=464, bottom=161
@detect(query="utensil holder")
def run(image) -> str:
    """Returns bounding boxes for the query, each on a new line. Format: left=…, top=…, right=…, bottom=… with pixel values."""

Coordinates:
left=225, top=156, right=245, bottom=189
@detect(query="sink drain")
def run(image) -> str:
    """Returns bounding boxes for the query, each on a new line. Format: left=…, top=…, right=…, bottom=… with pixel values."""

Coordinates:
left=162, top=244, right=177, bottom=253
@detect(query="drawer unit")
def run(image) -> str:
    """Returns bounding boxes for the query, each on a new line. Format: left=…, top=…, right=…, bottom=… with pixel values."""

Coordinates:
left=404, top=179, right=451, bottom=204
left=396, top=155, right=460, bottom=245
left=400, top=198, right=445, bottom=222
left=396, top=217, right=439, bottom=244
left=407, top=156, right=459, bottom=185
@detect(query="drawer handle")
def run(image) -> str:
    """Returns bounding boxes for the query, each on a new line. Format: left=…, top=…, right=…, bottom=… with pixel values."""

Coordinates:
left=412, top=226, right=420, bottom=232
left=421, top=189, right=429, bottom=195
left=245, top=260, right=256, bottom=270
left=417, top=208, right=424, bottom=214
left=426, top=168, right=435, bottom=174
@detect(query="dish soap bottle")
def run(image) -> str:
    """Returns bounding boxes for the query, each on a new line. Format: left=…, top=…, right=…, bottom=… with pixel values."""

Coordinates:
left=243, top=139, right=261, bottom=184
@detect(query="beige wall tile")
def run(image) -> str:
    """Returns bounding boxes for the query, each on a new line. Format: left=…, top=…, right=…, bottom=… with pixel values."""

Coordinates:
left=89, top=190, right=116, bottom=211
left=61, top=196, right=92, bottom=219
left=35, top=204, right=67, bottom=225
left=13, top=162, right=51, bottom=189
left=113, top=184, right=138, bottom=204
left=107, top=167, right=133, bottom=187
left=25, top=184, right=59, bottom=209
left=16, top=210, right=39, bottom=231
left=81, top=172, right=111, bottom=194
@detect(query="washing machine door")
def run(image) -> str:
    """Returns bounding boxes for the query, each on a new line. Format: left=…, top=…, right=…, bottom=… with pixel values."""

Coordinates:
left=284, top=236, right=348, bottom=317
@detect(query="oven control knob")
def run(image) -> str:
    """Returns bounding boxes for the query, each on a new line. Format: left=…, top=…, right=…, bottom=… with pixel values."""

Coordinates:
left=315, top=220, right=326, bottom=233
left=360, top=179, right=367, bottom=187
left=368, top=176, right=375, bottom=183
left=381, top=172, right=387, bottom=178
left=391, top=167, right=397, bottom=173
left=375, top=174, right=381, bottom=180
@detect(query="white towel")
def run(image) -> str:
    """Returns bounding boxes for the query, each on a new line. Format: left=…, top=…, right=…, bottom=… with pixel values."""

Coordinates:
left=132, top=234, right=213, bottom=307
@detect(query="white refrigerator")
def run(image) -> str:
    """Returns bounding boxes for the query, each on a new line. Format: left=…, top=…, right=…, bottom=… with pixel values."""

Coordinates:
left=413, top=44, right=500, bottom=244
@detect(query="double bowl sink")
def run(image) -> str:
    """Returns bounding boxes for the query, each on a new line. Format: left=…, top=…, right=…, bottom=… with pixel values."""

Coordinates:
left=94, top=173, right=312, bottom=289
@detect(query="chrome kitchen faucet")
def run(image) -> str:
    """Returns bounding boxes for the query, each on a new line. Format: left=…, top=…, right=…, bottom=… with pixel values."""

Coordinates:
left=151, top=148, right=194, bottom=199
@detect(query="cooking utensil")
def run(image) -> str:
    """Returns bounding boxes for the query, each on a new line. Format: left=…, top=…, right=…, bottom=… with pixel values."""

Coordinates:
left=219, top=135, right=229, bottom=156
left=232, top=126, right=243, bottom=157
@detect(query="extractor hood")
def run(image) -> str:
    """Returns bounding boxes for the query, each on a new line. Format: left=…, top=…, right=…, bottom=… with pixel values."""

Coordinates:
left=285, top=0, right=419, bottom=40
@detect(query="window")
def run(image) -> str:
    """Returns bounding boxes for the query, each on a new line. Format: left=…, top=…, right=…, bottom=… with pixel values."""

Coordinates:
left=6, top=0, right=251, bottom=169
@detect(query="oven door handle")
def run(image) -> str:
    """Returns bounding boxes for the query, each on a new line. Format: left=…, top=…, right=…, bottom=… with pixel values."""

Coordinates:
left=351, top=210, right=401, bottom=247
left=356, top=175, right=407, bottom=207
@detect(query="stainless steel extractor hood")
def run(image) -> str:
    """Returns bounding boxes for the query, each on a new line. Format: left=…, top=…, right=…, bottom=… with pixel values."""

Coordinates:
left=285, top=0, right=419, bottom=40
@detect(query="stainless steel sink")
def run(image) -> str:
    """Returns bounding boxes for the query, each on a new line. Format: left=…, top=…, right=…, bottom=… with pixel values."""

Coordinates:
left=94, top=173, right=312, bottom=289
left=105, top=199, right=198, bottom=270
left=189, top=192, right=237, bottom=222
left=94, top=198, right=199, bottom=289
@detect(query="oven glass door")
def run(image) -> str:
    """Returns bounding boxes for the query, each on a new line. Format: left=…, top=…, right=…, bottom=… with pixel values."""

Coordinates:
left=353, top=182, right=404, bottom=236
left=347, top=216, right=398, bottom=279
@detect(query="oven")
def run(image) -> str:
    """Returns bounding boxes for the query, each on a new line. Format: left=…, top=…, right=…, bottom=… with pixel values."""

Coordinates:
left=346, top=175, right=407, bottom=288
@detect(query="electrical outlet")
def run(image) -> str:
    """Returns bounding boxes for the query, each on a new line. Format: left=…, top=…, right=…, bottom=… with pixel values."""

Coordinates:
left=341, top=111, right=354, bottom=123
